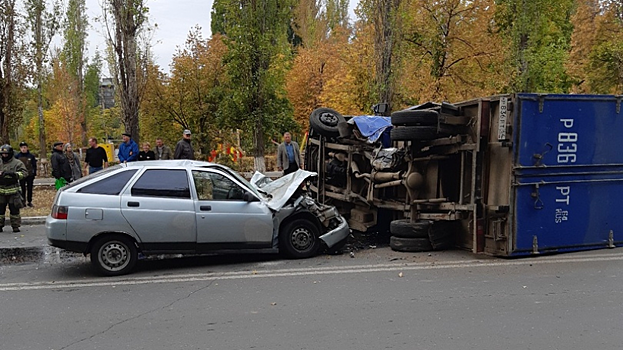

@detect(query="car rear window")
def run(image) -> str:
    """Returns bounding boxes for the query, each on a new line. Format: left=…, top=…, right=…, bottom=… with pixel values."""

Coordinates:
left=77, top=169, right=138, bottom=195
left=131, top=169, right=191, bottom=199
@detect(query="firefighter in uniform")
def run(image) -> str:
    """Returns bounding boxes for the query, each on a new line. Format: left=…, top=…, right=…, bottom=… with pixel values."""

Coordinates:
left=0, top=145, right=27, bottom=232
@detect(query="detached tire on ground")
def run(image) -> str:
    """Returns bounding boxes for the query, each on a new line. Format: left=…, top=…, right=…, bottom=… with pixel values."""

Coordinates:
left=280, top=218, right=321, bottom=258
left=390, top=219, right=430, bottom=239
left=309, top=108, right=346, bottom=138
left=391, top=110, right=439, bottom=126
left=90, top=235, right=138, bottom=276
left=390, top=125, right=457, bottom=141
left=390, top=236, right=433, bottom=252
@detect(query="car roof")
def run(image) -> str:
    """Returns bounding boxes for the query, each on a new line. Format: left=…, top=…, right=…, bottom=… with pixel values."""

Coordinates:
left=123, top=160, right=224, bottom=169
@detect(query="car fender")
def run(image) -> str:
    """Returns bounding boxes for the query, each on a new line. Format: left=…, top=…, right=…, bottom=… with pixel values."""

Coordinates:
left=87, top=231, right=143, bottom=254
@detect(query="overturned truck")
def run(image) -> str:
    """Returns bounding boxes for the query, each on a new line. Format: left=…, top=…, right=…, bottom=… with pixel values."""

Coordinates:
left=305, top=94, right=623, bottom=256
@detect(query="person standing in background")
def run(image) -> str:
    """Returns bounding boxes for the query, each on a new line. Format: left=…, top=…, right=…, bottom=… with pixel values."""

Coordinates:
left=63, top=144, right=82, bottom=182
left=155, top=138, right=173, bottom=160
left=118, top=133, right=139, bottom=163
left=51, top=142, right=71, bottom=188
left=15, top=142, right=36, bottom=207
left=277, top=132, right=301, bottom=176
left=174, top=129, right=194, bottom=160
left=138, top=142, right=156, bottom=161
left=84, top=138, right=108, bottom=175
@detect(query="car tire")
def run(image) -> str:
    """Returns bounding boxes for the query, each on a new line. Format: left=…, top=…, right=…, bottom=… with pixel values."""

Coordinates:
left=90, top=235, right=138, bottom=276
left=429, top=221, right=458, bottom=250
left=280, top=218, right=321, bottom=258
left=309, top=108, right=346, bottom=138
left=390, top=236, right=433, bottom=252
left=391, top=110, right=439, bottom=126
left=390, top=219, right=430, bottom=239
left=390, top=125, right=457, bottom=141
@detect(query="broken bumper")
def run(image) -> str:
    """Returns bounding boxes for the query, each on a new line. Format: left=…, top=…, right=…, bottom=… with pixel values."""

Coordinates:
left=319, top=215, right=350, bottom=247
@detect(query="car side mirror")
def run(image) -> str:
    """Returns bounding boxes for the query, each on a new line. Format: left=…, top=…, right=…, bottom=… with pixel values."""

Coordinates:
left=243, top=191, right=259, bottom=202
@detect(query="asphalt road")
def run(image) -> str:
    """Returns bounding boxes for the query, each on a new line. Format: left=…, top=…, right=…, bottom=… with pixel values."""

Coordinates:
left=1, top=248, right=622, bottom=350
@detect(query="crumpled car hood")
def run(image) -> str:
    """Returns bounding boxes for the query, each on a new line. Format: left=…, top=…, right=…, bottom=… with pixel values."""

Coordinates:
left=250, top=170, right=317, bottom=211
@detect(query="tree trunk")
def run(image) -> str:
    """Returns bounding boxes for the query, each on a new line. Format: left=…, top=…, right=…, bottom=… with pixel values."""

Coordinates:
left=374, top=0, right=401, bottom=114
left=253, top=120, right=266, bottom=173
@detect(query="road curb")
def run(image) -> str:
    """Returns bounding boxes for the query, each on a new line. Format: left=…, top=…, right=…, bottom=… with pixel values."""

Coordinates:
left=22, top=216, right=47, bottom=225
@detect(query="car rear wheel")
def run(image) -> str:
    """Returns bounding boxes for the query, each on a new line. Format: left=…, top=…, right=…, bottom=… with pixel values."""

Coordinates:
left=90, top=235, right=138, bottom=276
left=280, top=219, right=321, bottom=258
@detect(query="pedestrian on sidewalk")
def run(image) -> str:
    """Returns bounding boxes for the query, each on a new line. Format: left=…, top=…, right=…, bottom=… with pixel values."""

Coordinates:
left=118, top=133, right=139, bottom=163
left=155, top=138, right=173, bottom=160
left=84, top=138, right=108, bottom=175
left=174, top=129, right=194, bottom=160
left=277, top=132, right=301, bottom=176
left=51, top=142, right=71, bottom=189
left=0, top=144, right=27, bottom=232
left=15, top=142, right=36, bottom=207
left=63, top=143, right=82, bottom=182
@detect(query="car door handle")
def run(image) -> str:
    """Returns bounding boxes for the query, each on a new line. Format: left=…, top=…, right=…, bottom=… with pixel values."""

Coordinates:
left=127, top=201, right=140, bottom=207
left=200, top=205, right=212, bottom=211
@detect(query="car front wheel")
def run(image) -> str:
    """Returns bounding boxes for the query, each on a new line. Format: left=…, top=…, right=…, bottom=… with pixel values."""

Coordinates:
left=280, top=219, right=321, bottom=259
left=90, top=235, right=138, bottom=276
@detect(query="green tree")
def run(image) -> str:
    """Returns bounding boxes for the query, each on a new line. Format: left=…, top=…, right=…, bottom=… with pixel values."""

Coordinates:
left=25, top=0, right=61, bottom=158
left=212, top=0, right=297, bottom=172
left=0, top=0, right=29, bottom=144
left=63, top=0, right=88, bottom=145
left=496, top=0, right=575, bottom=92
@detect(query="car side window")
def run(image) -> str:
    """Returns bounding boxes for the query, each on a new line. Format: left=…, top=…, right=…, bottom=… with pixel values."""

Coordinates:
left=132, top=169, right=191, bottom=199
left=192, top=171, right=245, bottom=201
left=77, top=170, right=138, bottom=195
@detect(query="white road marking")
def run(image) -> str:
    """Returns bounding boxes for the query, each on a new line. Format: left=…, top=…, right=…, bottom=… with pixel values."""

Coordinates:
left=1, top=252, right=622, bottom=292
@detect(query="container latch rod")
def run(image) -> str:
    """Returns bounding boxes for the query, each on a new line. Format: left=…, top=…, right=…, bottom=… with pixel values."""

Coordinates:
left=533, top=143, right=553, bottom=166
left=532, top=236, right=539, bottom=255
left=608, top=230, right=615, bottom=248
left=531, top=184, right=544, bottom=210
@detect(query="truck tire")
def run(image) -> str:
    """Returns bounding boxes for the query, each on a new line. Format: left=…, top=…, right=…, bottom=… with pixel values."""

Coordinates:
left=391, top=110, right=439, bottom=126
left=390, top=219, right=430, bottom=239
left=390, top=125, right=457, bottom=141
left=429, top=221, right=458, bottom=250
left=309, top=108, right=345, bottom=138
left=390, top=236, right=433, bottom=252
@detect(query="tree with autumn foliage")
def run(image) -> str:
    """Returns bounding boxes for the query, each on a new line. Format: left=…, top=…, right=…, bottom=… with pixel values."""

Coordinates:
left=141, top=29, right=229, bottom=155
left=567, top=0, right=623, bottom=94
left=398, top=0, right=508, bottom=103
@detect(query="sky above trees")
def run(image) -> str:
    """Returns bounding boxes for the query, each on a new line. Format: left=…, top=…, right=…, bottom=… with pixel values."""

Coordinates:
left=82, top=0, right=357, bottom=73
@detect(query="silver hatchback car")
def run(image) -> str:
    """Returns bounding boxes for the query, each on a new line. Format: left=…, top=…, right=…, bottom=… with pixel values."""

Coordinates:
left=46, top=161, right=349, bottom=276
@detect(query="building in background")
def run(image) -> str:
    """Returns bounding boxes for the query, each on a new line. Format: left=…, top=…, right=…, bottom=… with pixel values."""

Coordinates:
left=99, top=78, right=115, bottom=109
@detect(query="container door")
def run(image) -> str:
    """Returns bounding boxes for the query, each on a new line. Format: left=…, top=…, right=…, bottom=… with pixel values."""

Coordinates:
left=509, top=94, right=623, bottom=255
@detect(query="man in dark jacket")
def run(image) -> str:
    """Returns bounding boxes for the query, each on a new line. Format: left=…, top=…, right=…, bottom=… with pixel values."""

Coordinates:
left=15, top=142, right=36, bottom=207
left=174, top=129, right=194, bottom=160
left=0, top=145, right=27, bottom=232
left=51, top=142, right=71, bottom=184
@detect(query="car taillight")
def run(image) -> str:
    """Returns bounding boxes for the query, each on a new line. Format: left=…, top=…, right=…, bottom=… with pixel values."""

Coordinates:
left=52, top=205, right=68, bottom=220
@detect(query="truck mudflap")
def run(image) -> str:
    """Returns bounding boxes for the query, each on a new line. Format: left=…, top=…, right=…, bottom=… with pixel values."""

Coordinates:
left=319, top=215, right=349, bottom=247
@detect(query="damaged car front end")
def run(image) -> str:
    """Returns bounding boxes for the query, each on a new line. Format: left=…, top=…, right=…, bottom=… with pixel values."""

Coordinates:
left=251, top=170, right=350, bottom=256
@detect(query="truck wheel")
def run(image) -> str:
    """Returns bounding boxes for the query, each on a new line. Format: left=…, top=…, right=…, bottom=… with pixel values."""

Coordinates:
left=391, top=110, right=439, bottom=126
left=390, top=219, right=430, bottom=238
left=390, top=236, right=433, bottom=252
left=280, top=219, right=321, bottom=258
left=309, top=108, right=345, bottom=138
left=390, top=125, right=457, bottom=141
left=429, top=221, right=458, bottom=250
left=90, top=235, right=138, bottom=276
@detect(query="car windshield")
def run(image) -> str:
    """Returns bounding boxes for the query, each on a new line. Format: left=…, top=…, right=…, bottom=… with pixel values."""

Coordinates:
left=63, top=164, right=124, bottom=191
